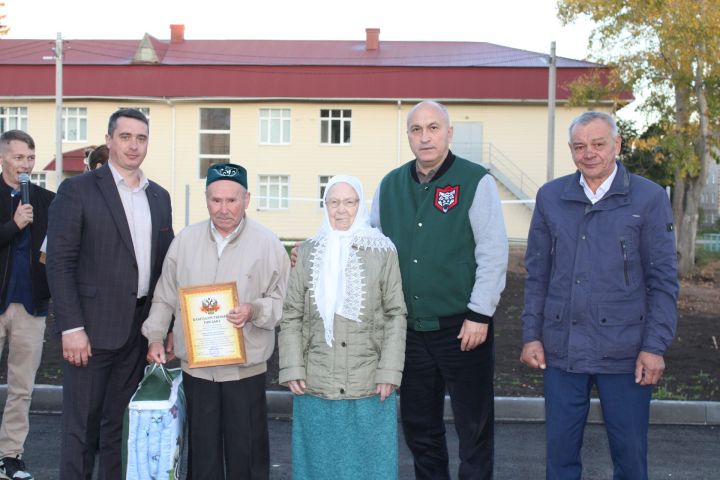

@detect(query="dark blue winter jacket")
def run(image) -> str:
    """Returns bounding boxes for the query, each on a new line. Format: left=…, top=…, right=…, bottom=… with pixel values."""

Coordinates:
left=522, top=161, right=678, bottom=374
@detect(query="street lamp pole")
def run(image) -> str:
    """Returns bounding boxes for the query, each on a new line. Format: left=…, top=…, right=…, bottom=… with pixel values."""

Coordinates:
left=54, top=33, right=64, bottom=187
left=44, top=33, right=64, bottom=187
left=547, top=41, right=557, bottom=182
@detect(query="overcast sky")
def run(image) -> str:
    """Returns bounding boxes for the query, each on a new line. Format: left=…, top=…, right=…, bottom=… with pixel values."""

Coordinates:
left=4, top=0, right=594, bottom=59
left=3, top=0, right=646, bottom=127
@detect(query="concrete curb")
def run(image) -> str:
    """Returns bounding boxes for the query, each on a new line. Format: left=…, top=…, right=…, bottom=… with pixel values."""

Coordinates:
left=10, top=385, right=720, bottom=425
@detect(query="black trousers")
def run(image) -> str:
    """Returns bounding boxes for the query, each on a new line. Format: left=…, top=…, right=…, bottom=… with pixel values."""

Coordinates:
left=60, top=303, right=148, bottom=480
left=400, top=323, right=495, bottom=480
left=183, top=371, right=269, bottom=480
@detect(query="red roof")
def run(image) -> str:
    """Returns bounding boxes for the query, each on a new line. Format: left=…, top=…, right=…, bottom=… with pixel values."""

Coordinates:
left=0, top=36, right=628, bottom=102
left=43, top=146, right=94, bottom=173
left=0, top=37, right=596, bottom=68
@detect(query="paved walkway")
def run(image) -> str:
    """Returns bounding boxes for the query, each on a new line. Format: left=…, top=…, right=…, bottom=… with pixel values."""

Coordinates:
left=18, top=386, right=720, bottom=425
left=7, top=387, right=720, bottom=478
left=18, top=414, right=720, bottom=479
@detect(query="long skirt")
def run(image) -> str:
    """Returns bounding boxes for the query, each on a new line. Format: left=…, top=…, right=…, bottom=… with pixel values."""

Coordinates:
left=291, top=392, right=398, bottom=480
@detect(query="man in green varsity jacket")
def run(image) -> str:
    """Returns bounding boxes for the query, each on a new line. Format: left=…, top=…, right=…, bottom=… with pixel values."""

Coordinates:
left=370, top=101, right=508, bottom=480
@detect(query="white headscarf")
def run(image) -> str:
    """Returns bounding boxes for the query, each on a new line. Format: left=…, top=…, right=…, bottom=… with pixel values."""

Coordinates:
left=311, top=175, right=394, bottom=346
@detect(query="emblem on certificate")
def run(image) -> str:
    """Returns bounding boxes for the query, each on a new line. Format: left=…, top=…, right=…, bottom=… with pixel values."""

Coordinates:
left=179, top=282, right=246, bottom=368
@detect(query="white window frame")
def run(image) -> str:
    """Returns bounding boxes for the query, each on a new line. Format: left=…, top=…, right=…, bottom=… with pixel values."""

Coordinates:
left=62, top=107, right=88, bottom=142
left=318, top=175, right=333, bottom=208
left=320, top=109, right=352, bottom=145
left=198, top=108, right=231, bottom=178
left=0, top=106, right=28, bottom=133
left=259, top=108, right=291, bottom=145
left=257, top=175, right=290, bottom=210
left=30, top=173, right=46, bottom=189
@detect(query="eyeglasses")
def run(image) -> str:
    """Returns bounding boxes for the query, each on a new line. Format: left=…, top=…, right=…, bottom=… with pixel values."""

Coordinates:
left=326, top=198, right=360, bottom=209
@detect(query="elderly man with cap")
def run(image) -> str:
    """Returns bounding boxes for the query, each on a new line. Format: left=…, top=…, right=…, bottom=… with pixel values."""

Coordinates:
left=143, top=163, right=290, bottom=479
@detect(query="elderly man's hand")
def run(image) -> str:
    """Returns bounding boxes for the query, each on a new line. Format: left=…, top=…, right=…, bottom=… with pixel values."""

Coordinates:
left=146, top=342, right=167, bottom=364
left=520, top=340, right=546, bottom=370
left=635, top=351, right=665, bottom=385
left=165, top=332, right=176, bottom=362
left=227, top=303, right=254, bottom=329
left=457, top=319, right=488, bottom=351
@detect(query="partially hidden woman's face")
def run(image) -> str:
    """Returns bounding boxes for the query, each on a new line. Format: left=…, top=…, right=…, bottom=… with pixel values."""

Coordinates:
left=326, top=182, right=360, bottom=231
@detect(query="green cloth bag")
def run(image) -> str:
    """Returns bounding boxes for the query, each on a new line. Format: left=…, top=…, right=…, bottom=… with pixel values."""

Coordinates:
left=122, top=363, right=186, bottom=480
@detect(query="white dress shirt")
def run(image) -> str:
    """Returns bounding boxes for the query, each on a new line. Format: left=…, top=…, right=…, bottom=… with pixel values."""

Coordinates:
left=579, top=164, right=618, bottom=204
left=211, top=218, right=244, bottom=257
left=109, top=162, right=153, bottom=298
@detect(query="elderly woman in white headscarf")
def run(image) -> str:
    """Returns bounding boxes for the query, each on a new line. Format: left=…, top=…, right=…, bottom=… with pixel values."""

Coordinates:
left=279, top=175, right=407, bottom=480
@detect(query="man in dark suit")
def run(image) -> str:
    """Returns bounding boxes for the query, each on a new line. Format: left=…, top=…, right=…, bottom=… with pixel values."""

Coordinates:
left=46, top=109, right=174, bottom=480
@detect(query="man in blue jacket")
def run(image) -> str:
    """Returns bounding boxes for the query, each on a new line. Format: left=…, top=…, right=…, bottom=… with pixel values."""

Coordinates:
left=520, top=111, right=678, bottom=480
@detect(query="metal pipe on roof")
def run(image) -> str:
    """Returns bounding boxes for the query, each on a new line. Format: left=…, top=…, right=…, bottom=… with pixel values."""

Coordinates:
left=170, top=24, right=185, bottom=44
left=366, top=28, right=380, bottom=51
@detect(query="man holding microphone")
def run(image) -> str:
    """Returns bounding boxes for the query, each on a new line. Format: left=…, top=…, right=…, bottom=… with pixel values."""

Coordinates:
left=0, top=130, right=55, bottom=480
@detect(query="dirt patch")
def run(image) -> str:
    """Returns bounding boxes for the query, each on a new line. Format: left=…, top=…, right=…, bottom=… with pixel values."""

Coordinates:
left=495, top=245, right=720, bottom=400
left=8, top=247, right=720, bottom=401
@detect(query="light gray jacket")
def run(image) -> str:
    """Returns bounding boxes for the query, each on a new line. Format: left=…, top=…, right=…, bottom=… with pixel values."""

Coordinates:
left=278, top=239, right=407, bottom=400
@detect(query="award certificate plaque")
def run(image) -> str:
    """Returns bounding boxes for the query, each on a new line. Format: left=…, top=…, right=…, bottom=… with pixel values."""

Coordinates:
left=179, top=282, right=246, bottom=368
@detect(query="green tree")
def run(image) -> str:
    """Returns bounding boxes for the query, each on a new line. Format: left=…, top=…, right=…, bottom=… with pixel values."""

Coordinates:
left=618, top=121, right=675, bottom=188
left=558, top=0, right=720, bottom=274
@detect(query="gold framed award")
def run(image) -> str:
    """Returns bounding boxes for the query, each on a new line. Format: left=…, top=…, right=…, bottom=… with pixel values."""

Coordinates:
left=179, top=282, right=246, bottom=368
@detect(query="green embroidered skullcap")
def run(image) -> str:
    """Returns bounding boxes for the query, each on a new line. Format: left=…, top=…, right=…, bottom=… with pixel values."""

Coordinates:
left=206, top=163, right=248, bottom=189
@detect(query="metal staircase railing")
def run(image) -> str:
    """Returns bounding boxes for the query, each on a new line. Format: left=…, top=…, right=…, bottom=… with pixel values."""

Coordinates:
left=476, top=143, right=539, bottom=210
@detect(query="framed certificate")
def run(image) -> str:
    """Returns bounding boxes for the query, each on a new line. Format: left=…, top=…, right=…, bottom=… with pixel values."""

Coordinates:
left=179, top=282, right=246, bottom=368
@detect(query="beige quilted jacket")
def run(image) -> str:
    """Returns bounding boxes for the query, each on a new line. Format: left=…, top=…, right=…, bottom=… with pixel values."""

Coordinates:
left=278, top=240, right=407, bottom=400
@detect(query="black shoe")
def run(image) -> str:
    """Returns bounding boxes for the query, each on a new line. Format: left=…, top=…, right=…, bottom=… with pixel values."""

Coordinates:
left=0, top=456, right=33, bottom=480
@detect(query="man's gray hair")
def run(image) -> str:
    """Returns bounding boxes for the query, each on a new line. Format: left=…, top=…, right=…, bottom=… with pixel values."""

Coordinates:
left=407, top=100, right=452, bottom=129
left=205, top=181, right=247, bottom=197
left=568, top=111, right=618, bottom=142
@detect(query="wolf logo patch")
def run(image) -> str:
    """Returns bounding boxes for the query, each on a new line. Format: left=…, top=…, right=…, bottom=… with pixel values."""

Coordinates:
left=434, top=185, right=459, bottom=213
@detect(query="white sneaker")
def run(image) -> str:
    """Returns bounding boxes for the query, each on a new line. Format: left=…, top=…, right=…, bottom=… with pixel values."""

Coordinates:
left=0, top=456, right=33, bottom=480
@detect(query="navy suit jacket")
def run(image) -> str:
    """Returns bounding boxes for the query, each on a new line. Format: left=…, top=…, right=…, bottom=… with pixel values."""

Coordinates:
left=46, top=164, right=174, bottom=350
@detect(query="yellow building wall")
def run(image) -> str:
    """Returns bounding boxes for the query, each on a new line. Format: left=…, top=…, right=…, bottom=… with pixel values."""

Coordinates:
left=3, top=99, right=609, bottom=240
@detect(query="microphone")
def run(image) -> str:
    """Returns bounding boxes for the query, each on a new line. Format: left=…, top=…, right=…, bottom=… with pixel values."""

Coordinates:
left=19, top=173, right=30, bottom=205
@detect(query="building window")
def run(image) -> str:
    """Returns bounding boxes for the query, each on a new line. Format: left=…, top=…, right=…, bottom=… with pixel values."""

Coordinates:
left=62, top=107, right=87, bottom=142
left=0, top=106, right=28, bottom=133
left=320, top=109, right=351, bottom=144
left=30, top=173, right=46, bottom=189
left=199, top=108, right=231, bottom=178
left=258, top=175, right=289, bottom=210
left=259, top=108, right=291, bottom=144
left=318, top=175, right=333, bottom=208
